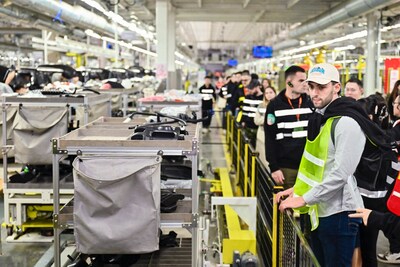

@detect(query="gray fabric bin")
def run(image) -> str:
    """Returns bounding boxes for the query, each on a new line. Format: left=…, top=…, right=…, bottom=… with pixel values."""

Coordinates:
left=76, top=100, right=110, bottom=125
left=72, top=155, right=161, bottom=254
left=12, top=106, right=68, bottom=164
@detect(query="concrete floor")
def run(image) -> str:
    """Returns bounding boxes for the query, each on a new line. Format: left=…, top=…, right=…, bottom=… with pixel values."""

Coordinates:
left=0, top=113, right=398, bottom=266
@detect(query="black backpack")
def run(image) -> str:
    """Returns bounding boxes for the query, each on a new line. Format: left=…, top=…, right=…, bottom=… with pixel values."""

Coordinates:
left=331, top=117, right=398, bottom=192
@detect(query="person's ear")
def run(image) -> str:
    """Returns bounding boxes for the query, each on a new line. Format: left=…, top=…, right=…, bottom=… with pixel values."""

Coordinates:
left=287, top=81, right=293, bottom=87
left=334, top=83, right=341, bottom=94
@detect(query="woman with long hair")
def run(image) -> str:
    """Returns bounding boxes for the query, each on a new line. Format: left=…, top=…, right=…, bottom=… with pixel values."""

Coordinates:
left=387, top=80, right=400, bottom=124
left=254, top=86, right=276, bottom=169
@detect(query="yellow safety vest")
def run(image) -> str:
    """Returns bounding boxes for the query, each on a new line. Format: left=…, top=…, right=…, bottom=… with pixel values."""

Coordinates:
left=293, top=116, right=339, bottom=230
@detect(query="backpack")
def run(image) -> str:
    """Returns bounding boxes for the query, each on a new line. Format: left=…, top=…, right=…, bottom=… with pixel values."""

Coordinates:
left=387, top=172, right=400, bottom=215
left=331, top=117, right=398, bottom=193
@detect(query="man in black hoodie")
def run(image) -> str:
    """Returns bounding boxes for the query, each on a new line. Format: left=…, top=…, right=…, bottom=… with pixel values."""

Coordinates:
left=264, top=65, right=310, bottom=188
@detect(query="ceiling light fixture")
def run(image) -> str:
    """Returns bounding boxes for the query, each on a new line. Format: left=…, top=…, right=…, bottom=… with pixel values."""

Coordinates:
left=382, top=23, right=400, bottom=32
left=333, top=45, right=356, bottom=51
left=284, top=30, right=367, bottom=55
left=85, top=29, right=102, bottom=39
left=80, top=0, right=154, bottom=40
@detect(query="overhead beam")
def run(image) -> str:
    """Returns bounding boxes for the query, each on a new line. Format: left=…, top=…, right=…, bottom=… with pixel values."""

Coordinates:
left=176, top=12, right=301, bottom=23
left=243, top=0, right=251, bottom=8
left=287, top=0, right=301, bottom=9
left=0, top=27, right=41, bottom=35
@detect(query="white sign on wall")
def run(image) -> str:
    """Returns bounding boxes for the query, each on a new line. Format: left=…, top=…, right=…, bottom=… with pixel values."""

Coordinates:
left=390, top=69, right=399, bottom=92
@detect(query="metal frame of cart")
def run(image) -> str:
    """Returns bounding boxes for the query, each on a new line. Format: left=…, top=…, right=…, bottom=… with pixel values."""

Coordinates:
left=51, top=116, right=201, bottom=267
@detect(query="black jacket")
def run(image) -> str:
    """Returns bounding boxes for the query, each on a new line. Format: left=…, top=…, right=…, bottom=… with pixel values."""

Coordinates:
left=199, top=84, right=216, bottom=110
left=368, top=211, right=400, bottom=240
left=264, top=89, right=312, bottom=172
left=241, top=93, right=264, bottom=129
left=229, top=82, right=245, bottom=113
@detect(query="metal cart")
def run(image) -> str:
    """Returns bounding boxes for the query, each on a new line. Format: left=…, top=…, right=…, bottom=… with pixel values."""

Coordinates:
left=1, top=94, right=112, bottom=238
left=52, top=116, right=201, bottom=267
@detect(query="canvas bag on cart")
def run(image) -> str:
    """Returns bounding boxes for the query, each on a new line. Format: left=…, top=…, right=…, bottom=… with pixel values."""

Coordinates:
left=72, top=155, right=161, bottom=254
left=76, top=100, right=110, bottom=124
left=12, top=106, right=68, bottom=164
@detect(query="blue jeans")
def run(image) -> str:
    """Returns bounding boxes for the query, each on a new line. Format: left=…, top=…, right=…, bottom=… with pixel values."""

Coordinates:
left=311, top=211, right=362, bottom=267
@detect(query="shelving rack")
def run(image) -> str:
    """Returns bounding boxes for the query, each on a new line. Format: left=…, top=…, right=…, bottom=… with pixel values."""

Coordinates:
left=97, top=87, right=140, bottom=116
left=137, top=99, right=202, bottom=117
left=51, top=116, right=201, bottom=267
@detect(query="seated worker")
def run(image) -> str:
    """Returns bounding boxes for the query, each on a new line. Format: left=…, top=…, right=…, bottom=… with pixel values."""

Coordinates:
left=14, top=83, right=29, bottom=95
left=0, top=65, right=16, bottom=94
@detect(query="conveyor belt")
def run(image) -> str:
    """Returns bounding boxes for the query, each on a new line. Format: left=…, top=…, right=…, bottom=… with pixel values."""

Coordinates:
left=133, top=238, right=192, bottom=267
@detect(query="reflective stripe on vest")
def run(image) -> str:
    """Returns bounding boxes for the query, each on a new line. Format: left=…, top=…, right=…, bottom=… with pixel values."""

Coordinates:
left=293, top=116, right=338, bottom=230
left=358, top=187, right=388, bottom=199
left=275, top=108, right=312, bottom=117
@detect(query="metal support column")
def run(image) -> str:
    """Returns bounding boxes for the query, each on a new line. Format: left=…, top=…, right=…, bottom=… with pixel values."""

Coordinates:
left=156, top=0, right=177, bottom=90
left=146, top=40, right=151, bottom=69
left=167, top=6, right=177, bottom=89
left=42, top=30, right=51, bottom=64
left=365, top=11, right=381, bottom=95
left=114, top=4, right=120, bottom=66
left=53, top=153, right=62, bottom=267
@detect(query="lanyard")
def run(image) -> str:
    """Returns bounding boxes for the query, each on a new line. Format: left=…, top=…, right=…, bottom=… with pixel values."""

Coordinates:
left=286, top=96, right=302, bottom=121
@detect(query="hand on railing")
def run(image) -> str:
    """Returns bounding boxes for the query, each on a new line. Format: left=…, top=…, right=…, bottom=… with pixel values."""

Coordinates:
left=274, top=187, right=294, bottom=204
left=271, top=170, right=285, bottom=185
left=278, top=195, right=306, bottom=213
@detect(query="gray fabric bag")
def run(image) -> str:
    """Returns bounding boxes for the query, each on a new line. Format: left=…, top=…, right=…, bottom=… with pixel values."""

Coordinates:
left=76, top=101, right=110, bottom=125
left=12, top=106, right=68, bottom=164
left=72, top=155, right=161, bottom=254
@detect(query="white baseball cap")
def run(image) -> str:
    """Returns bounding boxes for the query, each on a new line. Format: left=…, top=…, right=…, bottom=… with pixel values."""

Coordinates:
left=306, top=63, right=340, bottom=85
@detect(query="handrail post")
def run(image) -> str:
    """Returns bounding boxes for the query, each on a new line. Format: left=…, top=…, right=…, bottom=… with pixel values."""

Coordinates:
left=236, top=124, right=241, bottom=185
left=251, top=152, right=258, bottom=197
left=272, top=186, right=284, bottom=267
left=244, top=142, right=249, bottom=197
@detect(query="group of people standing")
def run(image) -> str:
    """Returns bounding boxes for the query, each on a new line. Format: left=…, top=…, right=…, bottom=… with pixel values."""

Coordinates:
left=199, top=64, right=400, bottom=266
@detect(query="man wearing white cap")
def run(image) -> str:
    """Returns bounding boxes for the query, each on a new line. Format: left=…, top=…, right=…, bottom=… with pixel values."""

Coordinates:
left=275, top=63, right=366, bottom=266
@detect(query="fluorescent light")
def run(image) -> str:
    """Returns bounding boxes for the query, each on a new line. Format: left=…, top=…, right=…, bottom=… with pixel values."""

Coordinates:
left=175, top=51, right=185, bottom=59
left=334, top=45, right=356, bottom=51
left=175, top=60, right=184, bottom=66
left=334, top=59, right=357, bottom=64
left=382, top=23, right=400, bottom=32
left=79, top=0, right=154, bottom=41
left=284, top=30, right=367, bottom=55
left=278, top=53, right=307, bottom=61
left=81, top=0, right=106, bottom=13
left=85, top=29, right=102, bottom=39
